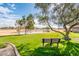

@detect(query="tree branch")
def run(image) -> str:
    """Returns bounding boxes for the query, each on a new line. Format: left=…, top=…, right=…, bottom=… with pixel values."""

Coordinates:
left=47, top=20, right=65, bottom=36
left=66, top=13, right=79, bottom=25
left=68, top=22, right=79, bottom=31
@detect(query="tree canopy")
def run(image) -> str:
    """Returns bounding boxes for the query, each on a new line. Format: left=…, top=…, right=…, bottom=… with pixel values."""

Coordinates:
left=35, top=3, right=79, bottom=40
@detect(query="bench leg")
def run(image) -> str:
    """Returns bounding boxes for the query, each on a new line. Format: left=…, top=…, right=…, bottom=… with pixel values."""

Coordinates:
left=57, top=43, right=59, bottom=48
left=50, top=43, right=52, bottom=47
left=43, top=43, right=44, bottom=47
left=42, top=39, right=44, bottom=47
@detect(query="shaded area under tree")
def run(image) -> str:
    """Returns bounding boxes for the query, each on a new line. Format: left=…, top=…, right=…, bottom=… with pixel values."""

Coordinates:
left=17, top=41, right=79, bottom=56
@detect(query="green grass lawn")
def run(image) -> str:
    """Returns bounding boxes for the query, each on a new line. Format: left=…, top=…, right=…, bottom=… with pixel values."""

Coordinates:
left=0, top=32, right=79, bottom=56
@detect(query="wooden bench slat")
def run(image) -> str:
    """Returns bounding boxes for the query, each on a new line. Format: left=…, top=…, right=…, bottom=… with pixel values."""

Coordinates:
left=42, top=38, right=60, bottom=48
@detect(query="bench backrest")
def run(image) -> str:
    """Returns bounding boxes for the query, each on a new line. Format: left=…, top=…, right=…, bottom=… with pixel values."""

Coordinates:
left=51, top=38, right=60, bottom=43
left=42, top=38, right=60, bottom=43
left=42, top=38, right=51, bottom=43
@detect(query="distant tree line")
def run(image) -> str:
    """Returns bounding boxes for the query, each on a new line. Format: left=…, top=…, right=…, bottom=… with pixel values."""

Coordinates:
left=0, top=27, right=15, bottom=29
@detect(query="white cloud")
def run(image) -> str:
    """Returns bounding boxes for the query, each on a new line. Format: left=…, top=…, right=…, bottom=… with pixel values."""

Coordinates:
left=0, top=18, right=16, bottom=27
left=0, top=6, right=20, bottom=28
left=0, top=14, right=20, bottom=28
left=7, top=3, right=16, bottom=10
left=0, top=6, right=13, bottom=14
left=2, top=13, right=20, bottom=19
left=11, top=4, right=16, bottom=10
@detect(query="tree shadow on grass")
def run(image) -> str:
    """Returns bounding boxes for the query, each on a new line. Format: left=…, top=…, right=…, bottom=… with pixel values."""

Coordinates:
left=17, top=43, right=33, bottom=56
left=61, top=42, right=79, bottom=56
left=17, top=43, right=61, bottom=56
left=16, top=41, right=79, bottom=56
left=32, top=44, right=60, bottom=56
left=32, top=42, right=79, bottom=56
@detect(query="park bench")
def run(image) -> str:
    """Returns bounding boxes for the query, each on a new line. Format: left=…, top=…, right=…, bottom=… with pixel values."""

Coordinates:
left=42, top=38, right=60, bottom=48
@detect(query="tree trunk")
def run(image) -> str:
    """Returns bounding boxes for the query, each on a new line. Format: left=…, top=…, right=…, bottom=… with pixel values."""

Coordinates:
left=25, top=28, right=27, bottom=35
left=18, top=30, right=20, bottom=35
left=17, top=27, right=20, bottom=35
left=46, top=18, right=72, bottom=41
left=64, top=31, right=71, bottom=40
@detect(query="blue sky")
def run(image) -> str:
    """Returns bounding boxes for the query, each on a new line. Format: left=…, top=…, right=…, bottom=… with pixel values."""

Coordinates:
left=0, top=3, right=39, bottom=16
left=10, top=3, right=39, bottom=16
left=0, top=3, right=60, bottom=28
left=0, top=3, right=43, bottom=28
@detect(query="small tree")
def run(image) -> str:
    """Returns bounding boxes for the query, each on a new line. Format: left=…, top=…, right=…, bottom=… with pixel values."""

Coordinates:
left=16, top=19, right=24, bottom=35
left=25, top=14, right=35, bottom=34
left=21, top=16, right=27, bottom=34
